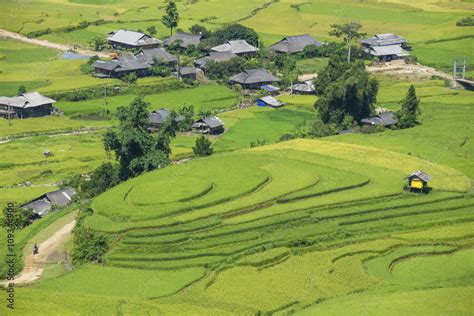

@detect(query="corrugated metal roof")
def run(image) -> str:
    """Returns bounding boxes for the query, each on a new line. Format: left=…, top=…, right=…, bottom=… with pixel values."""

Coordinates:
left=361, top=111, right=398, bottom=126
left=361, top=33, right=407, bottom=47
left=149, top=108, right=171, bottom=124
left=258, top=96, right=284, bottom=107
left=370, top=45, right=409, bottom=57
left=46, top=188, right=76, bottom=206
left=270, top=34, right=322, bottom=53
left=291, top=81, right=315, bottom=93
left=192, top=116, right=223, bottom=129
left=211, top=40, right=259, bottom=55
left=405, top=170, right=432, bottom=182
left=107, top=30, right=161, bottom=47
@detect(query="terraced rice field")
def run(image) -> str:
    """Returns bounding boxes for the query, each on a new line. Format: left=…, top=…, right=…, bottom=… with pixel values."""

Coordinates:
left=13, top=138, right=465, bottom=314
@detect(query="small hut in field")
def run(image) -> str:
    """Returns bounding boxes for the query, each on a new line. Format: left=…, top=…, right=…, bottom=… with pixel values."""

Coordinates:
left=405, top=170, right=432, bottom=192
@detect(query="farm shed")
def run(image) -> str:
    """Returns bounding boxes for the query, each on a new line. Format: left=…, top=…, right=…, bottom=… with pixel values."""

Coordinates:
left=260, top=84, right=280, bottom=95
left=194, top=51, right=238, bottom=70
left=0, top=92, right=56, bottom=119
left=270, top=34, right=322, bottom=54
left=22, top=188, right=76, bottom=218
left=148, top=108, right=184, bottom=131
left=92, top=54, right=151, bottom=78
left=107, top=30, right=161, bottom=49
left=211, top=40, right=259, bottom=57
left=361, top=33, right=411, bottom=61
left=229, top=69, right=281, bottom=89
left=256, top=96, right=284, bottom=108
left=135, top=48, right=178, bottom=66
left=179, top=67, right=198, bottom=80
left=163, top=32, right=202, bottom=49
left=361, top=111, right=398, bottom=127
left=291, top=80, right=315, bottom=95
left=405, top=170, right=432, bottom=192
left=192, top=116, right=224, bottom=134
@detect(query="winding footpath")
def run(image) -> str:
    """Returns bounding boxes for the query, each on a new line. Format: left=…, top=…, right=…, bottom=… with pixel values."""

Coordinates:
left=0, top=28, right=108, bottom=58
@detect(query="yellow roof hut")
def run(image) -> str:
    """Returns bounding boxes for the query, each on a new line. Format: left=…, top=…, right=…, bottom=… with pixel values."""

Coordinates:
left=405, top=170, right=432, bottom=192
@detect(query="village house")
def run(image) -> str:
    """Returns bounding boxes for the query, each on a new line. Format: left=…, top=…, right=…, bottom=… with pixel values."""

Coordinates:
left=229, top=69, right=281, bottom=90
left=256, top=96, right=284, bottom=108
left=361, top=111, right=399, bottom=127
left=291, top=80, right=315, bottom=95
left=179, top=67, right=198, bottom=80
left=192, top=116, right=224, bottom=134
left=405, top=170, right=432, bottom=192
left=194, top=51, right=238, bottom=70
left=270, top=34, right=322, bottom=54
left=211, top=40, right=259, bottom=58
left=135, top=47, right=178, bottom=67
left=163, top=32, right=202, bottom=49
left=107, top=30, right=161, bottom=49
left=361, top=33, right=410, bottom=61
left=92, top=54, right=151, bottom=78
left=148, top=108, right=184, bottom=131
left=22, top=188, right=76, bottom=218
left=0, top=92, right=56, bottom=119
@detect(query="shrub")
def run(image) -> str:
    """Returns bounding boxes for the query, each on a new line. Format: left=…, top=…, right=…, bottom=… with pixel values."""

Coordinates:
left=81, top=163, right=120, bottom=198
left=2, top=204, right=36, bottom=229
left=456, top=17, right=474, bottom=27
left=193, top=136, right=213, bottom=157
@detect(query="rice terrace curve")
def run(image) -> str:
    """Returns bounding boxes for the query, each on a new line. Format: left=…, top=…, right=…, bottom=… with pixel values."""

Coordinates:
left=0, top=0, right=473, bottom=315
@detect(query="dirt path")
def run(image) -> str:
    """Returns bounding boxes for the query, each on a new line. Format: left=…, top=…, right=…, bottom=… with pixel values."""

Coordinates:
left=10, top=220, right=76, bottom=285
left=367, top=60, right=453, bottom=82
left=0, top=28, right=108, bottom=58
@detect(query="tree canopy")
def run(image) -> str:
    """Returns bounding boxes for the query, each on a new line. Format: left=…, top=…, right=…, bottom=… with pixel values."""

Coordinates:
left=162, top=2, right=179, bottom=36
left=398, top=84, right=420, bottom=128
left=315, top=61, right=378, bottom=126
left=329, top=22, right=366, bottom=62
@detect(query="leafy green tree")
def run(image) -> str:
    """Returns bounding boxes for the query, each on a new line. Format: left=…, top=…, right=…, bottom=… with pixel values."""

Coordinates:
left=398, top=84, right=420, bottom=128
left=17, top=85, right=26, bottom=95
left=162, top=2, right=179, bottom=36
left=205, top=57, right=245, bottom=80
left=121, top=72, right=137, bottom=84
left=103, top=97, right=172, bottom=180
left=189, top=24, right=209, bottom=38
left=2, top=204, right=36, bottom=229
left=315, top=61, right=378, bottom=126
left=193, top=136, right=213, bottom=157
left=91, top=35, right=108, bottom=51
left=177, top=105, right=194, bottom=131
left=151, top=57, right=172, bottom=77
left=146, top=26, right=157, bottom=36
left=329, top=22, right=366, bottom=63
left=81, top=163, right=120, bottom=197
left=313, top=54, right=350, bottom=95
left=203, top=24, right=258, bottom=48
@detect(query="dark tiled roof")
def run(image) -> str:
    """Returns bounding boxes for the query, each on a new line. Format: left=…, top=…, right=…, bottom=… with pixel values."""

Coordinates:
left=179, top=66, right=197, bottom=75
left=0, top=92, right=56, bottom=109
left=193, top=116, right=224, bottom=129
left=369, top=45, right=409, bottom=57
left=361, top=111, right=398, bottom=126
left=136, top=48, right=177, bottom=64
left=229, top=69, right=280, bottom=85
left=194, top=51, right=238, bottom=68
left=46, top=188, right=76, bottom=206
left=163, top=32, right=202, bottom=48
left=22, top=198, right=51, bottom=217
left=270, top=34, right=322, bottom=54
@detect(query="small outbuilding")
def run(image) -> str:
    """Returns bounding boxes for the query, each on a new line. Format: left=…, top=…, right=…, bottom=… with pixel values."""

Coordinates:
left=260, top=84, right=280, bottom=96
left=229, top=69, right=281, bottom=90
left=256, top=96, right=284, bottom=108
left=148, top=108, right=184, bottom=131
left=405, top=170, right=432, bottom=192
left=192, top=116, right=224, bottom=135
left=361, top=112, right=398, bottom=127
left=107, top=30, right=161, bottom=49
left=22, top=188, right=76, bottom=218
left=0, top=92, right=56, bottom=119
left=291, top=80, right=315, bottom=95
left=135, top=47, right=178, bottom=66
left=179, top=67, right=198, bottom=80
